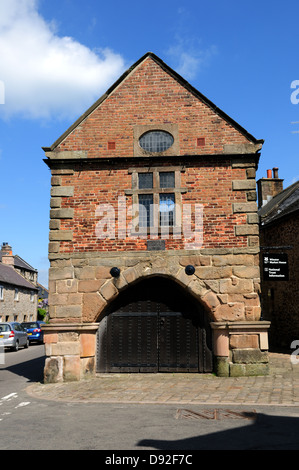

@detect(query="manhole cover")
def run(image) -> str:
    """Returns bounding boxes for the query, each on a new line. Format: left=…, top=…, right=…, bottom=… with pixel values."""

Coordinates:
left=176, top=408, right=256, bottom=420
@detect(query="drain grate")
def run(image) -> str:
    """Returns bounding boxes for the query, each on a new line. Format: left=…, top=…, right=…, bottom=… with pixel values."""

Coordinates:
left=176, top=408, right=256, bottom=420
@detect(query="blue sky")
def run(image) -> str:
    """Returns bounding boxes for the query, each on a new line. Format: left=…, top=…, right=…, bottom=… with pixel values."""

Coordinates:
left=0, top=0, right=298, bottom=287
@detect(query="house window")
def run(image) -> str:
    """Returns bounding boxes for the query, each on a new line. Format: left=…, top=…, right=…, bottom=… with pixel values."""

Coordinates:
left=126, top=167, right=187, bottom=232
left=14, top=288, right=19, bottom=301
left=0, top=285, right=3, bottom=301
left=30, top=291, right=34, bottom=302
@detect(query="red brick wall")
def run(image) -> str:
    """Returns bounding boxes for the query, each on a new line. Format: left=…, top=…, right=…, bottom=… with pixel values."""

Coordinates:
left=56, top=161, right=248, bottom=253
left=51, top=56, right=255, bottom=254
left=55, top=57, right=250, bottom=158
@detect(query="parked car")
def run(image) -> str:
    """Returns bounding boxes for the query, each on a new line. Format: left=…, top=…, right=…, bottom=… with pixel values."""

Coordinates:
left=0, top=322, right=29, bottom=351
left=21, top=321, right=45, bottom=344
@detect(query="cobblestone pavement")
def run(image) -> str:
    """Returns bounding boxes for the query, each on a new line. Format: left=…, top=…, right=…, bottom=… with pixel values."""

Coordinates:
left=27, top=352, right=299, bottom=406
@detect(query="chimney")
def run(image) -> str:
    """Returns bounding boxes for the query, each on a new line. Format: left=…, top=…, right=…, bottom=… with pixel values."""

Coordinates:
left=1, top=242, right=14, bottom=267
left=257, top=168, right=284, bottom=208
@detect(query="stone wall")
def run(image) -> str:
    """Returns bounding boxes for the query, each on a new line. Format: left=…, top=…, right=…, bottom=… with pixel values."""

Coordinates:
left=0, top=284, right=37, bottom=322
left=43, top=247, right=270, bottom=381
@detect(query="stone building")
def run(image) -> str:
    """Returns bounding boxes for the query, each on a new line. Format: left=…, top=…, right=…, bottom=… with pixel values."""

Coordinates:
left=42, top=52, right=270, bottom=383
left=258, top=169, right=299, bottom=348
left=0, top=243, right=38, bottom=322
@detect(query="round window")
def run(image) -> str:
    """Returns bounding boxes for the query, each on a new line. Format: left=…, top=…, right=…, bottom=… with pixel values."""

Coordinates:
left=139, top=130, right=174, bottom=153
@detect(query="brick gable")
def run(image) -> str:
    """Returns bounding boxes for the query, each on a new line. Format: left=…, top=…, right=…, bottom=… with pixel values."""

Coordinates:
left=47, top=53, right=262, bottom=158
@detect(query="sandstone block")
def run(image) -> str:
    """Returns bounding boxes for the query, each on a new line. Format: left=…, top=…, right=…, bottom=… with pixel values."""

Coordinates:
left=232, top=348, right=269, bottom=364
left=81, top=357, right=96, bottom=378
left=235, top=225, right=259, bottom=236
left=51, top=341, right=80, bottom=356
left=63, top=355, right=81, bottom=381
left=220, top=278, right=253, bottom=294
left=82, top=292, right=107, bottom=322
left=43, top=333, right=58, bottom=344
left=232, top=180, right=256, bottom=190
left=246, top=168, right=256, bottom=179
left=51, top=176, right=61, bottom=186
left=232, top=266, right=260, bottom=278
left=195, top=266, right=232, bottom=279
left=245, top=306, right=261, bottom=321
left=49, top=266, right=74, bottom=281
left=179, top=255, right=211, bottom=266
left=55, top=305, right=81, bottom=318
left=247, top=213, right=259, bottom=224
left=212, top=254, right=254, bottom=266
left=187, top=279, right=209, bottom=298
left=247, top=190, right=257, bottom=201
left=214, top=302, right=245, bottom=321
left=248, top=236, right=260, bottom=247
left=56, top=279, right=78, bottom=294
left=80, top=332, right=96, bottom=358
left=50, top=208, right=74, bottom=219
left=49, top=230, right=73, bottom=241
left=75, top=266, right=96, bottom=280
left=51, top=186, right=74, bottom=197
left=214, top=357, right=230, bottom=377
left=58, top=332, right=79, bottom=342
left=95, top=266, right=112, bottom=279
left=79, top=279, right=105, bottom=293
left=202, top=291, right=220, bottom=310
left=44, top=357, right=63, bottom=383
left=123, top=267, right=138, bottom=284
left=50, top=197, right=61, bottom=208
left=232, top=202, right=257, bottom=213
left=230, top=334, right=259, bottom=349
left=49, top=242, right=60, bottom=253
left=100, top=281, right=118, bottom=301
left=49, top=219, right=60, bottom=230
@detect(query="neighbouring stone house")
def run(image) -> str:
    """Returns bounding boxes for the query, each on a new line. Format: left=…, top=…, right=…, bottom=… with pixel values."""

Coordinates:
left=43, top=52, right=270, bottom=383
left=258, top=169, right=299, bottom=348
left=0, top=243, right=38, bottom=322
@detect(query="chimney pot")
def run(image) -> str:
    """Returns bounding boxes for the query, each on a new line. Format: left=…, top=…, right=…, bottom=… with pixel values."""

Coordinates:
left=273, top=167, right=279, bottom=179
left=267, top=169, right=272, bottom=178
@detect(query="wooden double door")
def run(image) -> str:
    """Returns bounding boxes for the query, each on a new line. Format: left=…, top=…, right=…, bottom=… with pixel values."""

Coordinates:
left=97, top=277, right=213, bottom=373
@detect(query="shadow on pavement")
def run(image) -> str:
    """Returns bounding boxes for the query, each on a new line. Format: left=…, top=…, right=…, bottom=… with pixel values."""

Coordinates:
left=5, top=354, right=45, bottom=383
left=138, top=412, right=299, bottom=450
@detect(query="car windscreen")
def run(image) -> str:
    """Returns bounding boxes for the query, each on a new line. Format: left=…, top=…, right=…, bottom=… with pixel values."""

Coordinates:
left=22, top=322, right=38, bottom=329
left=0, top=324, right=11, bottom=332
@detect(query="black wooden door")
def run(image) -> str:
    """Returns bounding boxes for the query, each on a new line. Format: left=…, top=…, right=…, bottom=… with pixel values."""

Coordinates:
left=97, top=277, right=213, bottom=373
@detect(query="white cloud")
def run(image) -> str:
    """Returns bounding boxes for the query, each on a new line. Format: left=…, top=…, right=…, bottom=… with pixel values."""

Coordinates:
left=167, top=38, right=217, bottom=81
left=0, top=0, right=126, bottom=120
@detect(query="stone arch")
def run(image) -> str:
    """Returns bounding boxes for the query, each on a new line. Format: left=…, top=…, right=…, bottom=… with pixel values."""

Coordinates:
left=87, top=261, right=220, bottom=324
left=96, top=273, right=214, bottom=373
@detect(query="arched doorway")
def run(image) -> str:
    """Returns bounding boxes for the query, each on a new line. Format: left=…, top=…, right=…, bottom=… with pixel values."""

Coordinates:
left=97, top=276, right=213, bottom=373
